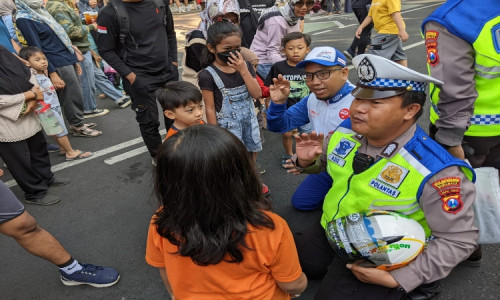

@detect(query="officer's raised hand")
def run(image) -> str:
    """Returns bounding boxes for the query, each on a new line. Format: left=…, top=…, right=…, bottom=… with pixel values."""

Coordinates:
left=295, top=131, right=324, bottom=168
left=269, top=74, right=291, bottom=105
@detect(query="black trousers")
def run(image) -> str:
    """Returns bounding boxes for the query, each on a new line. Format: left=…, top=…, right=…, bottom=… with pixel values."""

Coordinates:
left=0, top=131, right=53, bottom=200
left=429, top=124, right=500, bottom=169
left=294, top=222, right=405, bottom=300
left=122, top=72, right=177, bottom=158
left=348, top=6, right=374, bottom=55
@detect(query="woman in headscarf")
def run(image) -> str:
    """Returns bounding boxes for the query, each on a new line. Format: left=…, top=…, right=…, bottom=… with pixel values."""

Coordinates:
left=250, top=0, right=313, bottom=79
left=181, top=0, right=241, bottom=86
left=14, top=0, right=102, bottom=137
left=0, top=45, right=64, bottom=205
left=0, top=0, right=20, bottom=46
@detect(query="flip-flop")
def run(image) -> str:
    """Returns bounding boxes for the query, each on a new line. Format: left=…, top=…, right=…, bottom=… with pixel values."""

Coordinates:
left=66, top=150, right=93, bottom=161
left=281, top=155, right=292, bottom=169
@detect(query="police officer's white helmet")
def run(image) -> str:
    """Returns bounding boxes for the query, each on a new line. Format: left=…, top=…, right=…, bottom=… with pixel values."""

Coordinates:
left=326, top=210, right=426, bottom=271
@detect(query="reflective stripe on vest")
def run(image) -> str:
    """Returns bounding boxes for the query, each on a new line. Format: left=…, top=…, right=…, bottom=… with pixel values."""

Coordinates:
left=430, top=16, right=500, bottom=137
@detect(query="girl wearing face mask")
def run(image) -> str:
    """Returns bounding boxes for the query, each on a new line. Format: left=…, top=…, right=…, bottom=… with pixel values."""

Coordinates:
left=198, top=18, right=270, bottom=196
left=250, top=0, right=313, bottom=79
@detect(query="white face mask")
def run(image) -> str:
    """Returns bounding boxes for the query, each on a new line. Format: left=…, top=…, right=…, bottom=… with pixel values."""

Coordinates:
left=27, top=0, right=44, bottom=9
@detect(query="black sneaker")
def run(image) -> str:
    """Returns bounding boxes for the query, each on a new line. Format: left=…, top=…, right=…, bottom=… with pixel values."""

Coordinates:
left=117, top=96, right=131, bottom=108
left=60, top=263, right=120, bottom=288
left=343, top=49, right=354, bottom=60
left=47, top=143, right=61, bottom=153
left=460, top=245, right=482, bottom=267
left=25, top=194, right=61, bottom=206
left=49, top=177, right=71, bottom=187
left=83, top=108, right=109, bottom=119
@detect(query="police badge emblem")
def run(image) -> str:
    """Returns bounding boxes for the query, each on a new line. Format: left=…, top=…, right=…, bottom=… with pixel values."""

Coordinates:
left=357, top=57, right=376, bottom=82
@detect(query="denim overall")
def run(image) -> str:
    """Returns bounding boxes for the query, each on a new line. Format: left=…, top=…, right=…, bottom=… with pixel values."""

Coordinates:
left=206, top=66, right=262, bottom=152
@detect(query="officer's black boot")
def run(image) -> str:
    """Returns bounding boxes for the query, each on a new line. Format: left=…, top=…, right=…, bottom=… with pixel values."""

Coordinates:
left=406, top=281, right=441, bottom=300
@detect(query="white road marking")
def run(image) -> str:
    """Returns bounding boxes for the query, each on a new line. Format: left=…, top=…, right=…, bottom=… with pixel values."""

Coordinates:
left=312, top=30, right=332, bottom=35
left=4, top=129, right=166, bottom=188
left=104, top=146, right=149, bottom=165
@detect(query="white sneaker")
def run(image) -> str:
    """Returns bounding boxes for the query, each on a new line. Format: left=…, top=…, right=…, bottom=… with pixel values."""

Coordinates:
left=186, top=5, right=191, bottom=12
left=179, top=5, right=186, bottom=13
left=171, top=5, right=179, bottom=12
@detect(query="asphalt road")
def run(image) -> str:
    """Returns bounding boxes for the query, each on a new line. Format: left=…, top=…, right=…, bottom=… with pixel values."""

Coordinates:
left=1, top=1, right=499, bottom=299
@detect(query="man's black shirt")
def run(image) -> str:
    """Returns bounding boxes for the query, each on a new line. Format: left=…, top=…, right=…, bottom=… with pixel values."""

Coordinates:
left=96, top=0, right=177, bottom=78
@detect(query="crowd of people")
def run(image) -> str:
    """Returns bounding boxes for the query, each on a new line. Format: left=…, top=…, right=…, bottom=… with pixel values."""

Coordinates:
left=1, top=0, right=498, bottom=298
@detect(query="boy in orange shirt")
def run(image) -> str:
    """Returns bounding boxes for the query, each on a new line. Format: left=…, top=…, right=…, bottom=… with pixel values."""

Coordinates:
left=155, top=81, right=204, bottom=140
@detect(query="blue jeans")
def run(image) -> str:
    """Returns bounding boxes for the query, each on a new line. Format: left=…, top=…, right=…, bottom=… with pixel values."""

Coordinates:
left=257, top=63, right=273, bottom=80
left=291, top=171, right=332, bottom=210
left=79, top=51, right=98, bottom=113
left=93, top=63, right=123, bottom=102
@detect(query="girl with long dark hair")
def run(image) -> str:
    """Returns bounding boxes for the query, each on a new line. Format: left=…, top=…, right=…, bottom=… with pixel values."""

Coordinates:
left=146, top=125, right=307, bottom=299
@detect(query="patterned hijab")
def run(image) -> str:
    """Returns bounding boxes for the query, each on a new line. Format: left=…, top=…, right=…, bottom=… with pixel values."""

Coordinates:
left=258, top=0, right=300, bottom=29
left=15, top=0, right=74, bottom=53
left=196, top=0, right=240, bottom=38
left=0, top=0, right=15, bottom=16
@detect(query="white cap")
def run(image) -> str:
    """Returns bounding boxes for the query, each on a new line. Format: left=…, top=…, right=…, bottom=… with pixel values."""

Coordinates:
left=296, top=46, right=347, bottom=68
left=351, top=54, right=443, bottom=99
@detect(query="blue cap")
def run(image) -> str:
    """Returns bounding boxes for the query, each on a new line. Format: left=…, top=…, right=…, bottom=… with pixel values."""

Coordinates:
left=296, top=46, right=347, bottom=68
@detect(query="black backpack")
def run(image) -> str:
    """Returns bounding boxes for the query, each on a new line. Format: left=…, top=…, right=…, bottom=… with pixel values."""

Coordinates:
left=108, top=0, right=168, bottom=59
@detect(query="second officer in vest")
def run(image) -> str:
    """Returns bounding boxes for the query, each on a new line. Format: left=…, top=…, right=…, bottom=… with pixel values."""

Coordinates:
left=293, top=54, right=478, bottom=299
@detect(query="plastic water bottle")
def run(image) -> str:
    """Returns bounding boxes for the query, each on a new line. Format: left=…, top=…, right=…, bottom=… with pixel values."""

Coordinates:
left=35, top=101, right=64, bottom=136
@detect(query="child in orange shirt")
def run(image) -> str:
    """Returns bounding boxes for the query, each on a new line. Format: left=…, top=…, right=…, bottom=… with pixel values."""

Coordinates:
left=155, top=81, right=204, bottom=141
left=146, top=125, right=307, bottom=299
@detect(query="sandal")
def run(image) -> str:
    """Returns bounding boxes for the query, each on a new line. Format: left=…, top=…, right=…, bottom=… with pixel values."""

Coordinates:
left=281, top=155, right=292, bottom=169
left=85, top=123, right=97, bottom=129
left=66, top=150, right=93, bottom=161
left=70, top=126, right=102, bottom=137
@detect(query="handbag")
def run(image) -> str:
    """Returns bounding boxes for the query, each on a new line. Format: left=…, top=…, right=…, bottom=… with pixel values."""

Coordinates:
left=71, top=45, right=85, bottom=62
left=472, top=167, right=500, bottom=244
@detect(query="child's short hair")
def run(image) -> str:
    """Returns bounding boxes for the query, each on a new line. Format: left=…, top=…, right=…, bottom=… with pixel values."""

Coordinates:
left=281, top=32, right=312, bottom=49
left=19, top=46, right=43, bottom=61
left=156, top=81, right=202, bottom=111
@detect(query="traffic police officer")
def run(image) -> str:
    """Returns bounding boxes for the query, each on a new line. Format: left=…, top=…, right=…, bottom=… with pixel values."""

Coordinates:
left=422, top=0, right=500, bottom=170
left=292, top=54, right=479, bottom=299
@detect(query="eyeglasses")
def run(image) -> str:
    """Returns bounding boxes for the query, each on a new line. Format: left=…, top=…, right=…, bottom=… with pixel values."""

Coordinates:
left=295, top=1, right=315, bottom=7
left=305, top=68, right=343, bottom=82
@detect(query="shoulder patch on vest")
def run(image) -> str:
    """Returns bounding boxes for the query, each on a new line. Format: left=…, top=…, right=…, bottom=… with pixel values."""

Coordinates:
left=425, top=31, right=439, bottom=66
left=441, top=194, right=463, bottom=214
left=377, top=162, right=409, bottom=188
left=431, top=177, right=460, bottom=191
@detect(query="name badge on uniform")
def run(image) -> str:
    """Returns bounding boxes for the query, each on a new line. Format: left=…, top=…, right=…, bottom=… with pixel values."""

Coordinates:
left=328, top=138, right=356, bottom=167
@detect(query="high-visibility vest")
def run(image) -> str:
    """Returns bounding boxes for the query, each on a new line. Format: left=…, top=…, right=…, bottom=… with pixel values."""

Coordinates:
left=423, top=0, right=500, bottom=137
left=321, top=124, right=475, bottom=238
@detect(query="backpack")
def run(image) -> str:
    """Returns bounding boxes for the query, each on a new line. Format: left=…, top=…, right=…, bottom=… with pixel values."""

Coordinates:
left=238, top=0, right=264, bottom=48
left=108, top=0, right=168, bottom=60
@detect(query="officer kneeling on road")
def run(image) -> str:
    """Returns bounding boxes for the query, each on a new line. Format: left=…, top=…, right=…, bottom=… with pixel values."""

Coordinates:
left=290, top=54, right=479, bottom=300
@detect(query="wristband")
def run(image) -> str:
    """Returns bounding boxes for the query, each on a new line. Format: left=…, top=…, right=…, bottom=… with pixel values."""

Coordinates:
left=30, top=89, right=37, bottom=99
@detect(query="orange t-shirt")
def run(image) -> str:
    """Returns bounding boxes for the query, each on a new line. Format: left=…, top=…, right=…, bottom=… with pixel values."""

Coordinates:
left=164, top=120, right=205, bottom=141
left=145, top=211, right=302, bottom=299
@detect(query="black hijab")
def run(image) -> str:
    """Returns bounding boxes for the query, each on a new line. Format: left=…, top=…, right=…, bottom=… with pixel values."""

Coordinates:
left=0, top=45, right=33, bottom=94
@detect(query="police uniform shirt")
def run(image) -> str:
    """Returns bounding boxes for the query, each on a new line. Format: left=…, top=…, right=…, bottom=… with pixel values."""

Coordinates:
left=424, top=22, right=477, bottom=148
left=307, top=123, right=478, bottom=292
